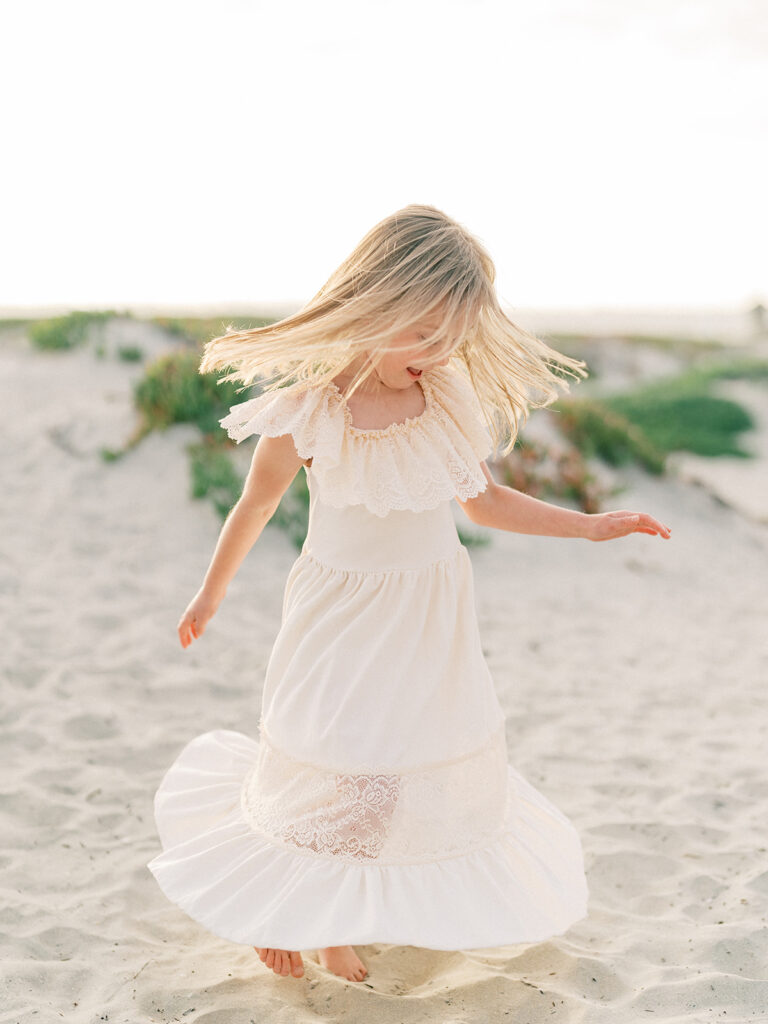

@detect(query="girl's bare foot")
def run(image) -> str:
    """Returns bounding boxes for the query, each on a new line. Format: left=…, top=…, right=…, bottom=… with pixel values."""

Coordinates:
left=254, top=947, right=304, bottom=978
left=318, top=945, right=368, bottom=981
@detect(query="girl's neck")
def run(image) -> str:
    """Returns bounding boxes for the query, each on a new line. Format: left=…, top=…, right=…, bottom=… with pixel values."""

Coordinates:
left=333, top=359, right=388, bottom=395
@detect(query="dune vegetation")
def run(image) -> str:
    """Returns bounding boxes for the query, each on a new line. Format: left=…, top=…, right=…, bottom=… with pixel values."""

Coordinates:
left=19, top=311, right=768, bottom=545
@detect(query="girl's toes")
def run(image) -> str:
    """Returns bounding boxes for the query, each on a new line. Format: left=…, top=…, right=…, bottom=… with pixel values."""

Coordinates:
left=265, top=949, right=276, bottom=969
left=289, top=951, right=304, bottom=978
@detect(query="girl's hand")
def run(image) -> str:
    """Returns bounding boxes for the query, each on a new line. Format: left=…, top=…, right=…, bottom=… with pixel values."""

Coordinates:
left=177, top=588, right=224, bottom=648
left=584, top=509, right=671, bottom=542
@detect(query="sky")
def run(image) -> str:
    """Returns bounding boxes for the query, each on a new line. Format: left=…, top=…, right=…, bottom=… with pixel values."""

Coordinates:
left=2, top=0, right=766, bottom=312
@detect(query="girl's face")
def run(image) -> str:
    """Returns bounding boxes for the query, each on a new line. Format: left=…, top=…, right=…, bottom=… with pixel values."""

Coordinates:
left=370, top=311, right=458, bottom=390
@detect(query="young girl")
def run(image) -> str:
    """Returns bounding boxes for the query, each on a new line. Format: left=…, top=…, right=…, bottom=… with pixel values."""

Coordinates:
left=147, top=204, right=670, bottom=984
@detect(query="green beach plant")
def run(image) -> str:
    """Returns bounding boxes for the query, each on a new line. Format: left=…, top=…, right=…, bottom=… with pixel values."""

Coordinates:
left=552, top=356, right=768, bottom=469
left=29, top=309, right=114, bottom=351
left=133, top=349, right=245, bottom=436
left=118, top=345, right=144, bottom=362
left=553, top=399, right=666, bottom=474
left=608, top=389, right=753, bottom=458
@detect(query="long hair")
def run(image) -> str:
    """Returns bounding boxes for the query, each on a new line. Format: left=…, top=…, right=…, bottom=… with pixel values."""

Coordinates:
left=199, top=204, right=586, bottom=455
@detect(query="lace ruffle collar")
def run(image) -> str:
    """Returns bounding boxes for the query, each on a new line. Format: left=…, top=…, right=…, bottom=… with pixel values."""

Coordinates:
left=219, top=366, right=494, bottom=517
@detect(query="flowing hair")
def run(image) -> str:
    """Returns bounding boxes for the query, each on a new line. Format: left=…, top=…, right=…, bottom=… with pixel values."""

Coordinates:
left=199, top=204, right=586, bottom=455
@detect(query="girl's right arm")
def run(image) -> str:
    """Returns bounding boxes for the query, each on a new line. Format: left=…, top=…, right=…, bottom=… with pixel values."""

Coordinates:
left=177, top=433, right=306, bottom=648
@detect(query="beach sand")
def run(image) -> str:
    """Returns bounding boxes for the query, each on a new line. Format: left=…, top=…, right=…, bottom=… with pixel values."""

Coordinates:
left=3, top=321, right=768, bottom=1022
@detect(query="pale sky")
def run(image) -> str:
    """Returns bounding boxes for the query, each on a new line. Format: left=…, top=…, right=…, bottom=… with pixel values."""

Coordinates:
left=2, top=0, right=766, bottom=311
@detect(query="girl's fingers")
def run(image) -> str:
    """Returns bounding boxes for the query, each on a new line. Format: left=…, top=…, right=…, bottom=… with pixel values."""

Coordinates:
left=638, top=516, right=671, bottom=537
left=178, top=613, right=206, bottom=647
left=605, top=511, right=671, bottom=539
left=639, top=512, right=670, bottom=531
left=635, top=512, right=664, bottom=527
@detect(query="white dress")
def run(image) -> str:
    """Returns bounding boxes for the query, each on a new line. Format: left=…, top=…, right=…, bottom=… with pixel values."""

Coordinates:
left=147, top=365, right=589, bottom=951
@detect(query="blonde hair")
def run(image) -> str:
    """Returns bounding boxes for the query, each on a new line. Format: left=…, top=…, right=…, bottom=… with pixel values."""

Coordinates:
left=200, top=204, right=586, bottom=455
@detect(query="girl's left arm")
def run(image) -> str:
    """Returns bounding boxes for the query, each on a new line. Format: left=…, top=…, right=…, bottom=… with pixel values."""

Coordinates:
left=457, top=463, right=671, bottom=542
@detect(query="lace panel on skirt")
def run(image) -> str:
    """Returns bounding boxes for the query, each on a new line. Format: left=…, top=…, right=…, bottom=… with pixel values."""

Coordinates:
left=240, top=727, right=511, bottom=865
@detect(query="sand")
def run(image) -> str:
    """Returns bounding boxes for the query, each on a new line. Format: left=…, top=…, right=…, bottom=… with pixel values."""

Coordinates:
left=3, top=319, right=768, bottom=1023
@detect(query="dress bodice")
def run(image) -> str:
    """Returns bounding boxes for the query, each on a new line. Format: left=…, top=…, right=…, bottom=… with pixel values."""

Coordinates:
left=303, top=481, right=462, bottom=573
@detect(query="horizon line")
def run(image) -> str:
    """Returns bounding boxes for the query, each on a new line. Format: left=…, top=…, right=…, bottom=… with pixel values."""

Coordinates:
left=1, top=300, right=764, bottom=320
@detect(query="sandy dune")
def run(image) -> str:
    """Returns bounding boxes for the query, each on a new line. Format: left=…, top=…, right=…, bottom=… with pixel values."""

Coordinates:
left=3, top=321, right=768, bottom=1023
